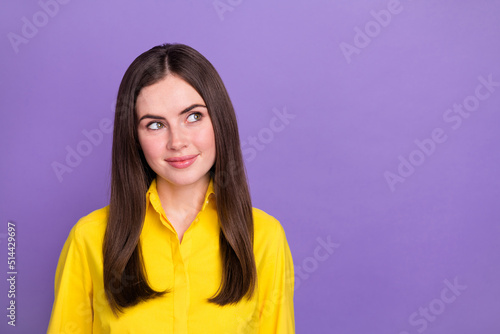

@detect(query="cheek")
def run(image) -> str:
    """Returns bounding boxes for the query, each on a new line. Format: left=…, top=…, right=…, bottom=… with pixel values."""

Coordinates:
left=194, top=127, right=216, bottom=152
left=139, top=136, right=163, bottom=161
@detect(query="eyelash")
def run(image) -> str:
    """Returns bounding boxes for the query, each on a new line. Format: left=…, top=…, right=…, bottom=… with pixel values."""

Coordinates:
left=146, top=112, right=203, bottom=130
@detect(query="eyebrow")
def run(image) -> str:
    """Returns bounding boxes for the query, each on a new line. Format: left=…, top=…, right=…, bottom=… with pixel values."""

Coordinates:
left=138, top=104, right=207, bottom=122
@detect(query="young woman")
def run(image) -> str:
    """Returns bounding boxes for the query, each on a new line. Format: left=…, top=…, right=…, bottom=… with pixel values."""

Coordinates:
left=47, top=43, right=295, bottom=333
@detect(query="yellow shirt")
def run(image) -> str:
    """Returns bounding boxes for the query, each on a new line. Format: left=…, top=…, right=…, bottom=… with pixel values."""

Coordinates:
left=48, top=178, right=295, bottom=333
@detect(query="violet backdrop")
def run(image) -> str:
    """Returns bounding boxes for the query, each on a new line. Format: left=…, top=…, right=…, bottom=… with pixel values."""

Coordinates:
left=1, top=0, right=499, bottom=333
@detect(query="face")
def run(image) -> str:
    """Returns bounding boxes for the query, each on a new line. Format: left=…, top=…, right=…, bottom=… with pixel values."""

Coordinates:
left=136, top=74, right=216, bottom=188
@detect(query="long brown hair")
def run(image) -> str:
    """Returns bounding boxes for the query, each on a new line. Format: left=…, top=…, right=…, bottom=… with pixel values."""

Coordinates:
left=103, top=44, right=256, bottom=314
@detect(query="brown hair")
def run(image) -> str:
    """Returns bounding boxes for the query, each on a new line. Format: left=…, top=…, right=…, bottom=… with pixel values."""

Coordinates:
left=103, top=43, right=256, bottom=314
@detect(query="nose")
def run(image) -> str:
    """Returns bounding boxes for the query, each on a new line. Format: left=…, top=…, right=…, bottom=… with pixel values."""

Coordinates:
left=167, top=125, right=188, bottom=151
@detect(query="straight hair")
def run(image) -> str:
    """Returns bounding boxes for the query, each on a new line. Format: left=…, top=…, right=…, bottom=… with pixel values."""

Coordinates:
left=103, top=43, right=257, bottom=314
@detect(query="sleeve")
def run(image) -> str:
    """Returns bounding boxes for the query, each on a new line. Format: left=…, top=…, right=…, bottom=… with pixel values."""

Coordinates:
left=47, top=224, right=94, bottom=334
left=258, top=223, right=295, bottom=333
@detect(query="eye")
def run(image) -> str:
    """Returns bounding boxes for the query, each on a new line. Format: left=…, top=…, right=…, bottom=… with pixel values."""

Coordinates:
left=147, top=121, right=164, bottom=130
left=187, top=112, right=202, bottom=123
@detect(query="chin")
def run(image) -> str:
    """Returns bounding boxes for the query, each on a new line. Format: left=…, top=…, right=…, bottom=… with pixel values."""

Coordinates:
left=158, top=172, right=210, bottom=187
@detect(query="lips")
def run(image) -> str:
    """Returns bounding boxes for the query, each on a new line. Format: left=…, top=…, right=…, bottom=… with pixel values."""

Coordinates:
left=165, top=154, right=198, bottom=169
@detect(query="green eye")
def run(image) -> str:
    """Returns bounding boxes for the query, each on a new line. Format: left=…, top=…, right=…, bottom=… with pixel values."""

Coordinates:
left=147, top=122, right=164, bottom=130
left=187, top=112, right=202, bottom=123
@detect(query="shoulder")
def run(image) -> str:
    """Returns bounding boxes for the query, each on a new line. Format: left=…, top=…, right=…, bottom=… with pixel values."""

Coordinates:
left=252, top=207, right=283, bottom=236
left=67, top=206, right=109, bottom=246
left=252, top=207, right=288, bottom=255
left=55, top=206, right=109, bottom=271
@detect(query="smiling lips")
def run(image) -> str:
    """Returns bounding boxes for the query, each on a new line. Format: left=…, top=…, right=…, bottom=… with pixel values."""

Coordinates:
left=165, top=154, right=199, bottom=169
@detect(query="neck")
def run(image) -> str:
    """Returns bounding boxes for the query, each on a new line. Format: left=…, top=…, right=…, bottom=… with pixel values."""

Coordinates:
left=156, top=174, right=211, bottom=217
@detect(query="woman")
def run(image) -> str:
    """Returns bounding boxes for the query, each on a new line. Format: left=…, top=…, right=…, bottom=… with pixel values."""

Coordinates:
left=48, top=43, right=295, bottom=333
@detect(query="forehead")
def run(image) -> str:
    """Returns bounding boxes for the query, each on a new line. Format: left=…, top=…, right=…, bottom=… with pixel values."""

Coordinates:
left=136, top=75, right=205, bottom=114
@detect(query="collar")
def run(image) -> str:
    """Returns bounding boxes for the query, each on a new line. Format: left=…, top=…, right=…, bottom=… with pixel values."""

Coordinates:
left=146, top=178, right=215, bottom=216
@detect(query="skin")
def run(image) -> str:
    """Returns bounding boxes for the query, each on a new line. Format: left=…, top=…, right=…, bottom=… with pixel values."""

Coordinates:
left=136, top=74, right=216, bottom=242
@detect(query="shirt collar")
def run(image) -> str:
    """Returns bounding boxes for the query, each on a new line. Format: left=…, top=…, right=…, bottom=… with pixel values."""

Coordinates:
left=146, top=178, right=215, bottom=216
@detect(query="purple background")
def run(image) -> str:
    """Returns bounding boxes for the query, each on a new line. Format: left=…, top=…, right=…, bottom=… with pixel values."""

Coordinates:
left=1, top=0, right=500, bottom=333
